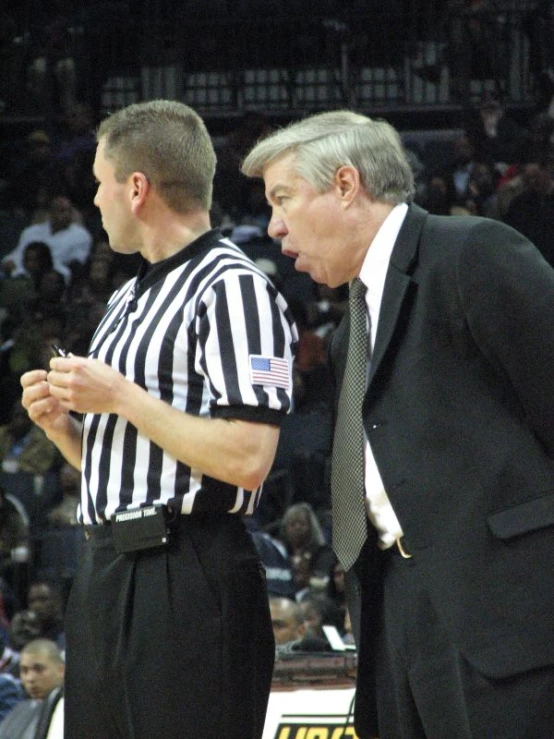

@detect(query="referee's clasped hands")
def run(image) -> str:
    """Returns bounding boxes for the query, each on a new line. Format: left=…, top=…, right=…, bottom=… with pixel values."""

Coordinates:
left=47, top=355, right=125, bottom=415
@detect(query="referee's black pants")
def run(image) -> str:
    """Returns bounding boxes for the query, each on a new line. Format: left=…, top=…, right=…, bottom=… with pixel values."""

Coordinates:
left=64, top=513, right=274, bottom=739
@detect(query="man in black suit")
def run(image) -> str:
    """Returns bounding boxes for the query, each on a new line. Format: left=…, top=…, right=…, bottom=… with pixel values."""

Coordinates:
left=242, top=111, right=554, bottom=739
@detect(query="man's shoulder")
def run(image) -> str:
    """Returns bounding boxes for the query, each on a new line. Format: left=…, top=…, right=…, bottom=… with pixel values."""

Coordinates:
left=19, top=222, right=49, bottom=242
left=60, top=222, right=93, bottom=240
left=0, top=699, right=37, bottom=729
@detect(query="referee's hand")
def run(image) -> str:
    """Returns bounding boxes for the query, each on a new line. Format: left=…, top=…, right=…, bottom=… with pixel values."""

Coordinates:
left=21, top=368, right=73, bottom=437
left=47, top=355, right=127, bottom=415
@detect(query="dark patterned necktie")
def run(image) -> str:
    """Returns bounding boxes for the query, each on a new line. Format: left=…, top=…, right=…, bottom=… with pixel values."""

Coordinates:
left=331, top=277, right=370, bottom=570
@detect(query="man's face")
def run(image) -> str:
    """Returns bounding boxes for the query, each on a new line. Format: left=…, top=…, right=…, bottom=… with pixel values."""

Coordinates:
left=49, top=197, right=73, bottom=232
left=269, top=600, right=304, bottom=645
left=20, top=650, right=64, bottom=699
left=93, top=139, right=138, bottom=254
left=263, top=154, right=351, bottom=288
left=27, top=584, right=59, bottom=624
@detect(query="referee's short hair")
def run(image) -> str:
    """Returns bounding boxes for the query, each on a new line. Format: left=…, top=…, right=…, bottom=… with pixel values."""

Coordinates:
left=97, top=100, right=217, bottom=213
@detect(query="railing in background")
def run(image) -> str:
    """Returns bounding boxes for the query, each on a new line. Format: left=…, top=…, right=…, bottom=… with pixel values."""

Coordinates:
left=95, top=4, right=540, bottom=123
left=0, top=2, right=546, bottom=129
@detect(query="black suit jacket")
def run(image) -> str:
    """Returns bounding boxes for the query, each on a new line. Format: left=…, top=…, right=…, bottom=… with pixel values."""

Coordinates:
left=329, top=204, right=554, bottom=734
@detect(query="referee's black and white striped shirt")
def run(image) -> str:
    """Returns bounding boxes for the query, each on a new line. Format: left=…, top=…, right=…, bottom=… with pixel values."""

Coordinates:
left=79, top=229, right=298, bottom=524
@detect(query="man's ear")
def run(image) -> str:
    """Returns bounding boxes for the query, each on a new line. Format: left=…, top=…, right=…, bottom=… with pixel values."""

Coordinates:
left=129, top=172, right=149, bottom=213
left=333, top=165, right=361, bottom=207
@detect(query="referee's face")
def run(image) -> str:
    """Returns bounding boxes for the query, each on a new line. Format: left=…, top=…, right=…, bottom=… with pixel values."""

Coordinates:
left=93, top=138, right=139, bottom=255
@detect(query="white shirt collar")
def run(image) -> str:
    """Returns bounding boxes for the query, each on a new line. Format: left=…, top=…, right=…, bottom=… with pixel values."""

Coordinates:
left=359, top=203, right=408, bottom=348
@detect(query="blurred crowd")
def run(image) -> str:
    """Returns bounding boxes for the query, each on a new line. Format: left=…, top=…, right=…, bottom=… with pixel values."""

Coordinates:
left=0, top=61, right=553, bottom=684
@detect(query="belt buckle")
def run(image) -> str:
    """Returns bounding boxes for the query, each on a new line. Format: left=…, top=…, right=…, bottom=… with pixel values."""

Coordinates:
left=395, top=536, right=413, bottom=559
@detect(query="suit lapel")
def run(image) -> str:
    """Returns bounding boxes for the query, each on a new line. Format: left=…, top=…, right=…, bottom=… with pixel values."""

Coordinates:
left=368, top=204, right=427, bottom=385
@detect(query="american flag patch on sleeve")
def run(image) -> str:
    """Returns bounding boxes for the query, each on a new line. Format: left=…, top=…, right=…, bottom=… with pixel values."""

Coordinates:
left=249, top=355, right=290, bottom=389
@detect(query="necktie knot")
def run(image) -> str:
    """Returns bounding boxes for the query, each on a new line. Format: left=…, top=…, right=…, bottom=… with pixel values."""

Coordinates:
left=349, top=276, right=366, bottom=303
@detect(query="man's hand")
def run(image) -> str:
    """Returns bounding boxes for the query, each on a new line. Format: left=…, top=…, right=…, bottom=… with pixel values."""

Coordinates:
left=21, top=369, right=70, bottom=437
left=47, top=356, right=127, bottom=415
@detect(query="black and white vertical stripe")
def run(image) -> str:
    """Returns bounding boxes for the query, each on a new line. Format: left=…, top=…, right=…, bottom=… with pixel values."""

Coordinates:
left=80, top=230, right=297, bottom=524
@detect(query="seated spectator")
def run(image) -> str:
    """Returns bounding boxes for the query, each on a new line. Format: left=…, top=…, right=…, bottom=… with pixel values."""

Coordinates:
left=522, top=111, right=554, bottom=170
left=0, top=627, right=20, bottom=679
left=45, top=464, right=79, bottom=529
left=325, top=556, right=346, bottom=619
left=0, top=401, right=58, bottom=477
left=0, top=485, right=30, bottom=598
left=0, top=638, right=64, bottom=739
left=25, top=0, right=77, bottom=116
left=6, top=301, right=67, bottom=378
left=8, top=611, right=41, bottom=655
left=6, top=133, right=66, bottom=220
left=278, top=502, right=335, bottom=600
left=463, top=160, right=498, bottom=217
left=465, top=91, right=531, bottom=172
left=0, top=672, right=23, bottom=723
left=2, top=195, right=92, bottom=284
left=34, top=683, right=63, bottom=739
left=0, top=242, right=54, bottom=326
left=270, top=597, right=329, bottom=656
left=25, top=584, right=65, bottom=650
left=298, top=592, right=345, bottom=648
left=503, top=160, right=554, bottom=267
left=249, top=527, right=295, bottom=600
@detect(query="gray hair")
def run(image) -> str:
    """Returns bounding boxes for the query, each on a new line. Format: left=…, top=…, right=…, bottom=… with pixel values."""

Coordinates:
left=241, top=110, right=415, bottom=205
left=280, top=502, right=327, bottom=547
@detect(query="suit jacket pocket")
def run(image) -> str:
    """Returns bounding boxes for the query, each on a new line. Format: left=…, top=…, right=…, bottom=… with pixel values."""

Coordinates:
left=487, top=493, right=554, bottom=539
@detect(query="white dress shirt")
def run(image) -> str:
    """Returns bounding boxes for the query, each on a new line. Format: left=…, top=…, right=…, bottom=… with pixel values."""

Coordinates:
left=359, top=203, right=408, bottom=548
left=6, top=221, right=93, bottom=282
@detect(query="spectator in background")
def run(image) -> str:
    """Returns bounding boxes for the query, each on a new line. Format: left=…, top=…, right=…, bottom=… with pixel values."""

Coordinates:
left=6, top=133, right=66, bottom=221
left=25, top=0, right=77, bottom=116
left=0, top=242, right=54, bottom=328
left=0, top=628, right=21, bottom=677
left=279, top=502, right=335, bottom=600
left=45, top=464, right=79, bottom=528
left=213, top=111, right=273, bottom=222
left=522, top=111, right=554, bottom=169
left=298, top=592, right=344, bottom=647
left=2, top=195, right=92, bottom=284
left=270, top=596, right=330, bottom=655
left=25, top=584, right=65, bottom=651
left=459, top=160, right=498, bottom=217
left=0, top=402, right=58, bottom=478
left=503, top=160, right=554, bottom=267
left=249, top=525, right=295, bottom=600
left=0, top=672, right=23, bottom=724
left=466, top=91, right=531, bottom=171
left=270, top=597, right=306, bottom=647
left=326, top=556, right=346, bottom=620
left=0, top=638, right=64, bottom=739
left=0, top=485, right=29, bottom=579
left=7, top=611, right=41, bottom=655
left=54, top=104, right=99, bottom=228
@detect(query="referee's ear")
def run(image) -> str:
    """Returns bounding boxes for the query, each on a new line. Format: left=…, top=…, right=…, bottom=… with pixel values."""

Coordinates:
left=130, top=171, right=150, bottom=213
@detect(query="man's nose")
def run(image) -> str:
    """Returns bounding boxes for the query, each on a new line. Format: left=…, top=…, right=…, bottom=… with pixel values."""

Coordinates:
left=268, top=214, right=287, bottom=240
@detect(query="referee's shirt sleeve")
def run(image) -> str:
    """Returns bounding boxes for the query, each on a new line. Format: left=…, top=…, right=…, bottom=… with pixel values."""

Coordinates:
left=195, top=268, right=297, bottom=426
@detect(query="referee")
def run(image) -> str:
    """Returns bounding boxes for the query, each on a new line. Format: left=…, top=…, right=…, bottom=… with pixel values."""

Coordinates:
left=21, top=100, right=297, bottom=739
